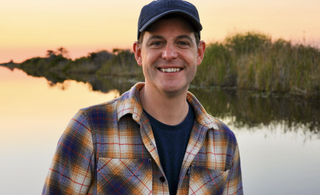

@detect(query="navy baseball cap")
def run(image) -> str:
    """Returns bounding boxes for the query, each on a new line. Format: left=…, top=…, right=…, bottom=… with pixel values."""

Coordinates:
left=137, top=0, right=202, bottom=39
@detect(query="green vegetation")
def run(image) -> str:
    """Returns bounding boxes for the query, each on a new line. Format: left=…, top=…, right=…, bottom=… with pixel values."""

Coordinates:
left=2, top=32, right=319, bottom=99
left=193, top=31, right=320, bottom=99
left=97, top=49, right=143, bottom=79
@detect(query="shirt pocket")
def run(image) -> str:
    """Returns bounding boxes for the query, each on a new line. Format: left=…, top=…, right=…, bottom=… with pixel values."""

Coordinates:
left=97, top=158, right=153, bottom=195
left=188, top=166, right=229, bottom=195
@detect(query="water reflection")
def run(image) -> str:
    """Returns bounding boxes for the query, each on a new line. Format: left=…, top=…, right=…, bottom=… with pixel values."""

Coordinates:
left=45, top=71, right=136, bottom=95
left=1, top=66, right=319, bottom=195
left=190, top=87, right=320, bottom=133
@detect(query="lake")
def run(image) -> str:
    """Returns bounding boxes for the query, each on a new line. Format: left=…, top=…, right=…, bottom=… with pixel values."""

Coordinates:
left=0, top=66, right=319, bottom=194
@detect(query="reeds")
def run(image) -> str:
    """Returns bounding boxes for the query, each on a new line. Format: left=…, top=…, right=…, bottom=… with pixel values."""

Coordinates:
left=193, top=31, right=320, bottom=98
left=97, top=49, right=143, bottom=78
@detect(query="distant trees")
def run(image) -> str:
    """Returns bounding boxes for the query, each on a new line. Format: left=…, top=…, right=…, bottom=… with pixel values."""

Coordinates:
left=57, top=47, right=69, bottom=57
left=46, top=47, right=69, bottom=58
left=46, top=50, right=55, bottom=58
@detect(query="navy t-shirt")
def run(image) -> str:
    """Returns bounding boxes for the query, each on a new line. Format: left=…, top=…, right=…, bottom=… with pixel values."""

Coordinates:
left=144, top=103, right=194, bottom=195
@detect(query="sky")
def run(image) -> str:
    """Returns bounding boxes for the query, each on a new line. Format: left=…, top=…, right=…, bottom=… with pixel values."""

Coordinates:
left=1, top=0, right=319, bottom=63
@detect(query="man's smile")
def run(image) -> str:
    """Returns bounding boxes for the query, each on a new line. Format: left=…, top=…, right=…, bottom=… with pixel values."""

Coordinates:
left=159, top=68, right=182, bottom=73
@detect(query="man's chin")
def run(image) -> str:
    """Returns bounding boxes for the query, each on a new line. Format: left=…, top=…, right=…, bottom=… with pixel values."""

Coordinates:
left=160, top=84, right=189, bottom=97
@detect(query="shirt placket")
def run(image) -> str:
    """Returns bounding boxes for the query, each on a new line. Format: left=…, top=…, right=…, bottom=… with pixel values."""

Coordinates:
left=137, top=114, right=170, bottom=194
left=176, top=121, right=209, bottom=195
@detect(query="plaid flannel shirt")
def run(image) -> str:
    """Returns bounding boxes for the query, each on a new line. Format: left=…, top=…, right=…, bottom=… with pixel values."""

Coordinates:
left=42, top=82, right=243, bottom=195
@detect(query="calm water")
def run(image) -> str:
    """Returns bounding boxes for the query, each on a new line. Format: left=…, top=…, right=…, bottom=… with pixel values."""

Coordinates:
left=0, top=66, right=319, bottom=194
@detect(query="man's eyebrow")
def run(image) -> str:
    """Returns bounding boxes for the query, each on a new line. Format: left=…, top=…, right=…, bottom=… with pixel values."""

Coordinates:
left=145, top=35, right=164, bottom=43
left=176, top=35, right=193, bottom=42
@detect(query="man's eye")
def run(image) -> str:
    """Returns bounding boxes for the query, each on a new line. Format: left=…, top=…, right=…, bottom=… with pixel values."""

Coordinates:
left=152, top=41, right=163, bottom=46
left=178, top=41, right=189, bottom=46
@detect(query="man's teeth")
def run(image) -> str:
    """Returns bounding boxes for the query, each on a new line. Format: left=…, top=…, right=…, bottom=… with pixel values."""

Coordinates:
left=160, top=68, right=182, bottom=73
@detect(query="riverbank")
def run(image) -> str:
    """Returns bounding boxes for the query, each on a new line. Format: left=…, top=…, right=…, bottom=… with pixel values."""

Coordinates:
left=2, top=31, right=320, bottom=99
left=194, top=32, right=320, bottom=99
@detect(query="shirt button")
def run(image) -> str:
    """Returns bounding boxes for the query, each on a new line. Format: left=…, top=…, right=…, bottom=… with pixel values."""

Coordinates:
left=159, top=176, right=166, bottom=183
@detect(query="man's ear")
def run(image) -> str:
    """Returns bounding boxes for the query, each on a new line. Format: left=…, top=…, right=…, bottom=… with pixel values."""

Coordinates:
left=197, top=41, right=206, bottom=66
left=133, top=41, right=142, bottom=66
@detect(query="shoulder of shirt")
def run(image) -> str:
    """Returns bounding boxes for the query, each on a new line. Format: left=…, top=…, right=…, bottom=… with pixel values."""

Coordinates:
left=76, top=83, right=144, bottom=120
left=78, top=95, right=121, bottom=113
left=206, top=113, right=237, bottom=142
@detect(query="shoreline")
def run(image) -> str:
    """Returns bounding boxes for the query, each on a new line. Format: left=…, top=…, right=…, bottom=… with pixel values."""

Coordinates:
left=2, top=31, right=320, bottom=99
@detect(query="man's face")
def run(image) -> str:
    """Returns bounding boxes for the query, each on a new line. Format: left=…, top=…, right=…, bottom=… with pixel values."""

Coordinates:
left=133, top=16, right=206, bottom=96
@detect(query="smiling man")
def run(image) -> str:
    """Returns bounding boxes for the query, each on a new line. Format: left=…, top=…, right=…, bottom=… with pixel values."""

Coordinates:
left=42, top=0, right=243, bottom=194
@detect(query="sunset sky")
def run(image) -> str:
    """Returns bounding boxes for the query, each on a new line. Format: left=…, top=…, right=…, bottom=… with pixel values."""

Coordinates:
left=1, top=0, right=319, bottom=63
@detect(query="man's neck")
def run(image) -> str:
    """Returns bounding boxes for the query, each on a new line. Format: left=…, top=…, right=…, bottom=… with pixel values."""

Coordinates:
left=139, top=84, right=189, bottom=126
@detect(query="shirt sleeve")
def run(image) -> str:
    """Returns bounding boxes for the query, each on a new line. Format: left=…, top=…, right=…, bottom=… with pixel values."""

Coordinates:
left=223, top=142, right=243, bottom=195
left=42, top=110, right=95, bottom=195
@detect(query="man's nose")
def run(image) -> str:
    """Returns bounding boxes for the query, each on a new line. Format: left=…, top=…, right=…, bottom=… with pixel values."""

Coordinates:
left=162, top=43, right=178, bottom=61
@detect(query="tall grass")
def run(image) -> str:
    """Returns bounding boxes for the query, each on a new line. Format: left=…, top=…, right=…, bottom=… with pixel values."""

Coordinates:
left=97, top=49, right=143, bottom=78
left=194, top=31, right=320, bottom=98
left=19, top=55, right=70, bottom=77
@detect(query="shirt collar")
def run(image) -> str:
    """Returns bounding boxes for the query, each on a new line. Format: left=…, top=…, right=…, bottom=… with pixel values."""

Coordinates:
left=116, top=82, right=219, bottom=130
left=116, top=82, right=144, bottom=122
left=186, top=91, right=219, bottom=130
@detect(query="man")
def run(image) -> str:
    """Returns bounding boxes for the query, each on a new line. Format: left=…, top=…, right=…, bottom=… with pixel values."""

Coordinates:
left=42, top=0, right=243, bottom=194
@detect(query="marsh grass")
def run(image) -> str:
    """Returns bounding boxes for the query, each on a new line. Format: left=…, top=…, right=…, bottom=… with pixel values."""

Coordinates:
left=19, top=55, right=70, bottom=77
left=97, top=49, right=143, bottom=78
left=194, top=31, right=320, bottom=98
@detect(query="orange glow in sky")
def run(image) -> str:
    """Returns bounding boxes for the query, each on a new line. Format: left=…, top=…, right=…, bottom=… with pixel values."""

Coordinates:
left=1, top=0, right=319, bottom=63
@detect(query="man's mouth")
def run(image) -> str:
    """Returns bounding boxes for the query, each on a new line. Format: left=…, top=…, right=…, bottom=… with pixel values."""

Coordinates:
left=159, top=68, right=182, bottom=73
